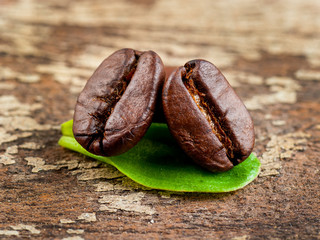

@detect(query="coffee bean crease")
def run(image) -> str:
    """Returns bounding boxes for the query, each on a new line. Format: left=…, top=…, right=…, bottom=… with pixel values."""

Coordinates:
left=73, top=48, right=165, bottom=156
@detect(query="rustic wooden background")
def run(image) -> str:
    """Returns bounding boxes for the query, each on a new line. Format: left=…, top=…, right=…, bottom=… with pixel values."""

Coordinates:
left=0, top=0, right=319, bottom=239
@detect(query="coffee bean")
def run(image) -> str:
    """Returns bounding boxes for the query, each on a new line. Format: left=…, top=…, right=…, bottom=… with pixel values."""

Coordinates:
left=162, top=59, right=255, bottom=172
left=73, top=48, right=165, bottom=156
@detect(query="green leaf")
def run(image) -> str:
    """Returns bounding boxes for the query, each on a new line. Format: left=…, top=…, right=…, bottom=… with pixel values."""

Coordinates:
left=58, top=120, right=260, bottom=192
left=61, top=119, right=74, bottom=137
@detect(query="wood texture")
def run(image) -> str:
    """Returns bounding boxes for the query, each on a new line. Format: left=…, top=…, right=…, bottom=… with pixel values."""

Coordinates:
left=0, top=0, right=319, bottom=239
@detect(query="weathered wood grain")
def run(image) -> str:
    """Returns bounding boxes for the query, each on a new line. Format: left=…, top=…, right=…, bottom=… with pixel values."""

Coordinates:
left=0, top=0, right=319, bottom=239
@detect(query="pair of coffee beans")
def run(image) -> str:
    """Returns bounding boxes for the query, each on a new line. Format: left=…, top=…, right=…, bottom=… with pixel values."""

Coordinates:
left=73, top=48, right=255, bottom=172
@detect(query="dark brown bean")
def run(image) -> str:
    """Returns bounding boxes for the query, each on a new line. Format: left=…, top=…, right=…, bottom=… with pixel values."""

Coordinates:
left=73, top=48, right=165, bottom=156
left=162, top=59, right=255, bottom=172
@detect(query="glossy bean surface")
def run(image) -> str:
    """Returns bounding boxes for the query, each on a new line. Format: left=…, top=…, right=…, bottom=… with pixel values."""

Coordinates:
left=73, top=48, right=165, bottom=156
left=162, top=60, right=255, bottom=172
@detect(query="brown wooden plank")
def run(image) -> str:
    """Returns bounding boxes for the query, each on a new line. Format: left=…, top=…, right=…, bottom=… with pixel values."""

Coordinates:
left=0, top=0, right=319, bottom=239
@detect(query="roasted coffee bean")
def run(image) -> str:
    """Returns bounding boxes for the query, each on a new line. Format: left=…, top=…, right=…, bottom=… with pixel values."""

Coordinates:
left=73, top=48, right=165, bottom=156
left=162, top=60, right=255, bottom=172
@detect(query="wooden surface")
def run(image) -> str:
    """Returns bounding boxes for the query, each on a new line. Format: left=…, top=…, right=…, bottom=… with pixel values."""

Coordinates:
left=0, top=0, right=319, bottom=239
